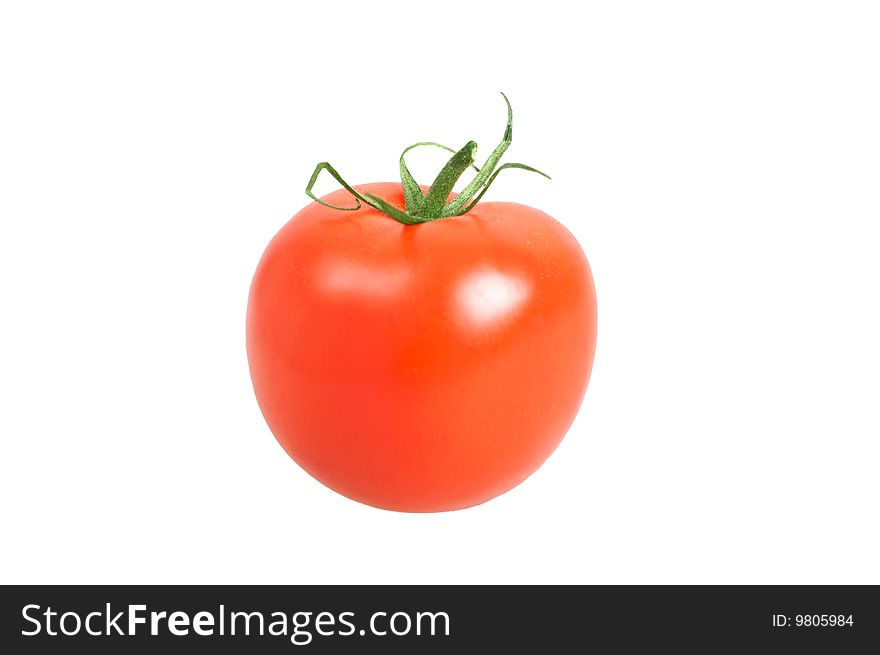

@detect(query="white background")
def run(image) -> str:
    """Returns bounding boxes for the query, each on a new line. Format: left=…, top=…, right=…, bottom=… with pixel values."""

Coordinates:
left=1, top=1, right=878, bottom=584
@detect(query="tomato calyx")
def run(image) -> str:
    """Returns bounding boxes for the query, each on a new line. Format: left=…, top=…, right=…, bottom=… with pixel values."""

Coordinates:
left=304, top=93, right=551, bottom=225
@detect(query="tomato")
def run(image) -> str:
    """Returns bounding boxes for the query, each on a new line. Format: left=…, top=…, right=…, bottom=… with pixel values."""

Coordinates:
left=247, top=182, right=597, bottom=512
left=247, top=94, right=597, bottom=511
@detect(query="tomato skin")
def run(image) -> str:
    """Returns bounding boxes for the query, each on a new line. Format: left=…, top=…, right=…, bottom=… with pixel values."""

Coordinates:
left=247, top=182, right=597, bottom=512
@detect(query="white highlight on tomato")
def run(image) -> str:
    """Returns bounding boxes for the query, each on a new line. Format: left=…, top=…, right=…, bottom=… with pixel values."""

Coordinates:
left=320, top=260, right=409, bottom=298
left=456, top=268, right=530, bottom=327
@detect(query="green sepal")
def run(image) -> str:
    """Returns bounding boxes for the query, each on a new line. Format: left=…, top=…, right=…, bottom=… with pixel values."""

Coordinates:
left=304, top=93, right=550, bottom=225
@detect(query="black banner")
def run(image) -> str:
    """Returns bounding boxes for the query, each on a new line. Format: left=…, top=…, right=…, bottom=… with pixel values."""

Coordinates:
left=1, top=585, right=877, bottom=653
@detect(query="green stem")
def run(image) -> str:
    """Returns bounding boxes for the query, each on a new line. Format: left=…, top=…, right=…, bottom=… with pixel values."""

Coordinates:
left=418, top=141, right=477, bottom=219
left=304, top=93, right=549, bottom=224
left=399, top=142, right=481, bottom=215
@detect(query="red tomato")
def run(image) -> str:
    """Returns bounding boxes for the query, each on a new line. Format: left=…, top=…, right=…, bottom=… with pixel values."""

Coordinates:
left=247, top=183, right=597, bottom=511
